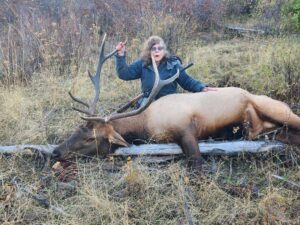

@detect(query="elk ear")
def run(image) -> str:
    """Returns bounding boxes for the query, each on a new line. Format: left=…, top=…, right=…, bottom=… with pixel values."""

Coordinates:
left=108, top=130, right=129, bottom=147
left=86, top=121, right=96, bottom=129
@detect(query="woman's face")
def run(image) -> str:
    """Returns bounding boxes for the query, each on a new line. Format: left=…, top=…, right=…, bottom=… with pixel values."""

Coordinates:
left=150, top=43, right=165, bottom=64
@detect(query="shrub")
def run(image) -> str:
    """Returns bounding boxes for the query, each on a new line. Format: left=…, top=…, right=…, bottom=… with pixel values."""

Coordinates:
left=282, top=0, right=300, bottom=31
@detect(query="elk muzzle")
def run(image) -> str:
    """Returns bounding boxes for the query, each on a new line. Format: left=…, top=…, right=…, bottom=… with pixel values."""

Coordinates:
left=52, top=141, right=70, bottom=160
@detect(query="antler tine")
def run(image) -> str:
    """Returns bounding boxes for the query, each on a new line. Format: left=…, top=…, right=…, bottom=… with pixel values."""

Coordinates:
left=104, top=38, right=128, bottom=63
left=68, top=91, right=89, bottom=108
left=87, top=33, right=107, bottom=114
left=113, top=93, right=144, bottom=114
left=69, top=33, right=126, bottom=116
left=68, top=91, right=94, bottom=115
left=150, top=55, right=180, bottom=97
left=82, top=55, right=179, bottom=122
left=72, top=107, right=93, bottom=115
left=111, top=63, right=192, bottom=114
left=88, top=35, right=127, bottom=114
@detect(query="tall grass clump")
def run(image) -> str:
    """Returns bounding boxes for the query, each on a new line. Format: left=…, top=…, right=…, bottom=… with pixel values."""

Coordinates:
left=0, top=73, right=74, bottom=145
left=185, top=35, right=300, bottom=103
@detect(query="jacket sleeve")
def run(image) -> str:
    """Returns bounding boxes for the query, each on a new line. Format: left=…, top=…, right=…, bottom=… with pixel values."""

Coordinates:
left=115, top=53, right=142, bottom=80
left=176, top=63, right=206, bottom=92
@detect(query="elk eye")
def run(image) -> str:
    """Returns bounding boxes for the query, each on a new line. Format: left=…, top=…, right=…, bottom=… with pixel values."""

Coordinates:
left=86, top=137, right=95, bottom=142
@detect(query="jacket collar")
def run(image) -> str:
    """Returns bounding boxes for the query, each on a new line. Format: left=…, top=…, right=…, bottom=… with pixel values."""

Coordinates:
left=167, top=60, right=178, bottom=70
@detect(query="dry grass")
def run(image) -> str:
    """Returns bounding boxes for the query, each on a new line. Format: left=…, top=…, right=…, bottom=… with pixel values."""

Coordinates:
left=0, top=36, right=300, bottom=224
left=185, top=36, right=300, bottom=101
left=0, top=150, right=299, bottom=225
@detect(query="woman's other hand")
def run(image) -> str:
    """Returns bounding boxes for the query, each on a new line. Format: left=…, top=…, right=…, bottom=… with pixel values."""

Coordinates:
left=116, top=42, right=126, bottom=56
left=202, top=87, right=218, bottom=92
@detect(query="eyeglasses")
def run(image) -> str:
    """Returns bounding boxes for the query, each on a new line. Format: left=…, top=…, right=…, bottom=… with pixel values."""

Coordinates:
left=151, top=46, right=164, bottom=52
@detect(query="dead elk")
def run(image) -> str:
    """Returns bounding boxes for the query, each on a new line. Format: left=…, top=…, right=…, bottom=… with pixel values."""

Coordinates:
left=52, top=35, right=300, bottom=167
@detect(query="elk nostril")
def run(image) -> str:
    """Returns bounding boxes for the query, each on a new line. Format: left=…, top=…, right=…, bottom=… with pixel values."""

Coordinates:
left=51, top=150, right=61, bottom=159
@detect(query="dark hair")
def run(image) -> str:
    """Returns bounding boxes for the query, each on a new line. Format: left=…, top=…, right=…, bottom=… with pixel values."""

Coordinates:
left=140, top=36, right=170, bottom=65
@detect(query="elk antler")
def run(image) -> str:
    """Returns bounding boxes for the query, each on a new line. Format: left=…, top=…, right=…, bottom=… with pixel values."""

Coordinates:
left=69, top=33, right=127, bottom=115
left=111, top=62, right=194, bottom=114
left=82, top=55, right=180, bottom=122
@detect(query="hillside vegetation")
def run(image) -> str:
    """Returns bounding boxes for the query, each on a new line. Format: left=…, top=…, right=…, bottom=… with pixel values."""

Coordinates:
left=0, top=1, right=300, bottom=224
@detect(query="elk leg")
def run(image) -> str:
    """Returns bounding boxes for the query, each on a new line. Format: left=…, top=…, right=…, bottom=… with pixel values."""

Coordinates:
left=245, top=107, right=277, bottom=139
left=178, top=132, right=203, bottom=169
left=245, top=107, right=264, bottom=139
left=276, top=129, right=300, bottom=146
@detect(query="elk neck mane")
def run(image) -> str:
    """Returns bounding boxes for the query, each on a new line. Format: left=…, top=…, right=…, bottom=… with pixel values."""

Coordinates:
left=111, top=113, right=150, bottom=143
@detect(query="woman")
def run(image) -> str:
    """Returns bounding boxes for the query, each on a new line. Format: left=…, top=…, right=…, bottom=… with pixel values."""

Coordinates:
left=115, top=36, right=215, bottom=106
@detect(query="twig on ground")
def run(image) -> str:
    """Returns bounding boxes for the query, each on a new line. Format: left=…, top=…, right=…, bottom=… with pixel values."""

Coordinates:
left=179, top=177, right=195, bottom=225
left=11, top=177, right=68, bottom=216
left=271, top=174, right=300, bottom=189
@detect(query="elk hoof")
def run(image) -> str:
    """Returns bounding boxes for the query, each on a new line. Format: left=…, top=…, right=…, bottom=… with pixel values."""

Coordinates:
left=187, top=157, right=205, bottom=170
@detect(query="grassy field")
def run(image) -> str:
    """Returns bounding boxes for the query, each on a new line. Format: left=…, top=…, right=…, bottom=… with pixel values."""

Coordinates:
left=1, top=35, right=300, bottom=224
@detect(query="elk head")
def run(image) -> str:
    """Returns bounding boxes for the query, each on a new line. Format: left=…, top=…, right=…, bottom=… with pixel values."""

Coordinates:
left=52, top=34, right=179, bottom=159
left=52, top=120, right=129, bottom=159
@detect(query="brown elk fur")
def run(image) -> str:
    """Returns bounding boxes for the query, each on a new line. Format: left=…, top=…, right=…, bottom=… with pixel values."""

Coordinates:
left=52, top=87, right=300, bottom=165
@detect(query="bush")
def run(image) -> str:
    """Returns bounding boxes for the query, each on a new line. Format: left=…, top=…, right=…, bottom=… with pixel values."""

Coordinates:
left=0, top=0, right=226, bottom=85
left=224, top=0, right=258, bottom=16
left=282, top=0, right=300, bottom=31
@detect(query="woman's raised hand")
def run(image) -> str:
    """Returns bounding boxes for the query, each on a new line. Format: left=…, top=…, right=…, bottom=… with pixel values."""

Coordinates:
left=116, top=42, right=126, bottom=56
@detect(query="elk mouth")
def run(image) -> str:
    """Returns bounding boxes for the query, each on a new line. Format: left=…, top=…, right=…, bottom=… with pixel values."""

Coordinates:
left=51, top=146, right=67, bottom=160
left=51, top=143, right=73, bottom=160
left=51, top=150, right=61, bottom=160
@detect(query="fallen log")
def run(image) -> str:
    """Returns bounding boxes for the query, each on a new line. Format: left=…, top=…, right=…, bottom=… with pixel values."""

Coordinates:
left=114, top=141, right=285, bottom=156
left=0, top=144, right=56, bottom=155
left=0, top=141, right=286, bottom=156
left=222, top=24, right=266, bottom=35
